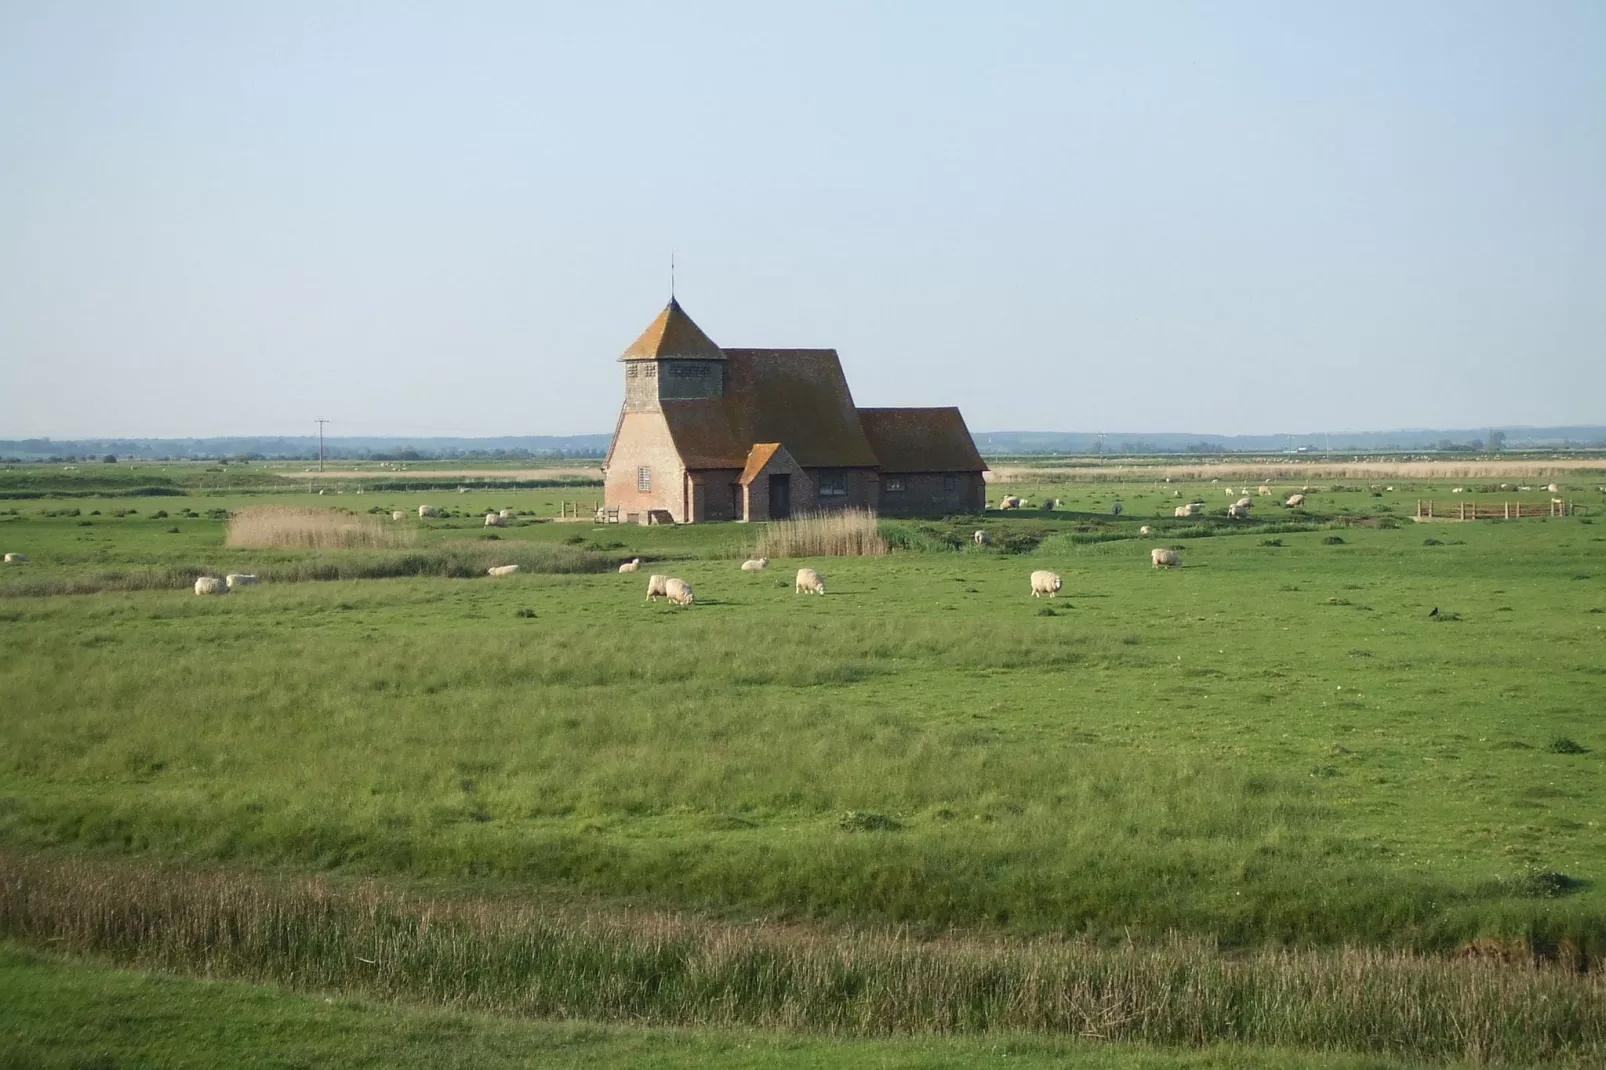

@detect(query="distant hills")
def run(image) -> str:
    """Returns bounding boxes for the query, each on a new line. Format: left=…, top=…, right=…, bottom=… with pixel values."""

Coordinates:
left=1, top=426, right=1603, bottom=462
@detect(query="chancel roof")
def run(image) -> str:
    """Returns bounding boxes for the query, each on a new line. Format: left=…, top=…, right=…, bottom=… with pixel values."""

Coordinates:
left=857, top=407, right=989, bottom=474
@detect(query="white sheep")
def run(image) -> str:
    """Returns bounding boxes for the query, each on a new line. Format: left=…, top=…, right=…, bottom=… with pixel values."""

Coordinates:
left=1174, top=505, right=1191, bottom=518
left=1451, top=487, right=1464, bottom=494
left=1151, top=547, right=1180, bottom=568
left=392, top=510, right=405, bottom=521
left=998, top=495, right=1021, bottom=510
left=1258, top=485, right=1271, bottom=496
left=224, top=573, right=258, bottom=589
left=645, top=574, right=669, bottom=601
left=740, top=557, right=769, bottom=570
left=1139, top=525, right=1153, bottom=536
left=1029, top=570, right=1062, bottom=598
left=1227, top=503, right=1250, bottom=518
left=485, top=513, right=507, bottom=527
left=193, top=576, right=228, bottom=595
left=418, top=504, right=437, bottom=518
left=499, top=508, right=513, bottom=520
left=1547, top=483, right=1560, bottom=493
left=1285, top=493, right=1306, bottom=507
left=1236, top=497, right=1253, bottom=509
left=487, top=564, right=519, bottom=577
left=973, top=530, right=991, bottom=546
left=664, top=577, right=695, bottom=606
left=619, top=558, right=641, bottom=573
left=1186, top=502, right=1203, bottom=516
left=795, top=567, right=826, bottom=595
left=3, top=553, right=27, bottom=563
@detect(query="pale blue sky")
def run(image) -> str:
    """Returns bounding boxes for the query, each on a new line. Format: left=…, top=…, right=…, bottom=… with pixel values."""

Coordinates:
left=1, top=2, right=1602, bottom=438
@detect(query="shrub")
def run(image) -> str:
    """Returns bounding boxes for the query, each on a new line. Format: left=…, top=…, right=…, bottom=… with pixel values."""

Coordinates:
left=838, top=810, right=902, bottom=832
left=1547, top=737, right=1589, bottom=755
left=1423, top=538, right=1443, bottom=546
left=1322, top=535, right=1345, bottom=545
left=756, top=509, right=887, bottom=558
left=226, top=506, right=417, bottom=550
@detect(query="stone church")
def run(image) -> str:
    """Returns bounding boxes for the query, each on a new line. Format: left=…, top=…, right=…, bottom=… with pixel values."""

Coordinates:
left=602, top=299, right=987, bottom=523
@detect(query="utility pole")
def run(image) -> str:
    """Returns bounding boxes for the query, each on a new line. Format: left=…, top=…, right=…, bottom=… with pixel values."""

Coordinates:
left=316, top=419, right=329, bottom=473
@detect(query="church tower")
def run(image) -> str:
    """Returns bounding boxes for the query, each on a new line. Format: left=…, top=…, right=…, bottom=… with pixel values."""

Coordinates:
left=619, top=298, right=726, bottom=412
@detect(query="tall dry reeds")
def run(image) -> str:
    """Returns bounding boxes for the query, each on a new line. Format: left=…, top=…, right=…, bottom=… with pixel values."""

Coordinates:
left=755, top=508, right=887, bottom=558
left=225, top=506, right=416, bottom=550
left=1, top=850, right=1602, bottom=1064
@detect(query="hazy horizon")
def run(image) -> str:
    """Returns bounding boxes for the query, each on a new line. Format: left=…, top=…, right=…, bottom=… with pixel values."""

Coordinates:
left=2, top=2, right=1602, bottom=439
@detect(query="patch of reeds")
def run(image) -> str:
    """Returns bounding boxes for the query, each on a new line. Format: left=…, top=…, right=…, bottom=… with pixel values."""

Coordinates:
left=755, top=508, right=887, bottom=558
left=226, top=506, right=416, bottom=550
left=0, top=851, right=1601, bottom=1065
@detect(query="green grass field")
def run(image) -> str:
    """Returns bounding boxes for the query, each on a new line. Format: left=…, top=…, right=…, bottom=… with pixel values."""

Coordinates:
left=2, top=461, right=1604, bottom=1065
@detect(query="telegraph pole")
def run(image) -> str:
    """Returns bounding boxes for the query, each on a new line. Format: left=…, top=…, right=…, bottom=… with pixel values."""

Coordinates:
left=316, top=419, right=329, bottom=472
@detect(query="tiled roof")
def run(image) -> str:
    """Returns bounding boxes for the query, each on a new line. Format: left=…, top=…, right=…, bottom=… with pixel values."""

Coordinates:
left=858, top=407, right=989, bottom=474
left=721, top=349, right=880, bottom=468
left=620, top=298, right=726, bottom=361
left=739, top=443, right=784, bottom=485
left=659, top=398, right=746, bottom=469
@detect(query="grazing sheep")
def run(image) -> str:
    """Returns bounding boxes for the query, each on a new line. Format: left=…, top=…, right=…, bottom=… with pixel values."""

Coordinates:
left=1112, top=501, right=1123, bottom=516
left=1139, top=525, right=1153, bottom=536
left=1185, top=502, right=1203, bottom=516
left=1547, top=483, right=1561, bottom=493
left=193, top=576, right=228, bottom=595
left=418, top=504, right=437, bottom=518
left=973, top=530, right=991, bottom=546
left=1174, top=505, right=1191, bottom=517
left=1042, top=498, right=1059, bottom=510
left=499, top=508, right=513, bottom=520
left=795, top=567, right=826, bottom=595
left=1386, top=486, right=1395, bottom=492
left=646, top=574, right=669, bottom=601
left=487, top=564, right=519, bottom=577
left=1236, top=497, right=1253, bottom=509
left=618, top=558, right=641, bottom=573
left=1029, top=569, right=1062, bottom=598
left=485, top=513, right=507, bottom=527
left=740, top=557, right=769, bottom=571
left=1258, top=485, right=1271, bottom=496
left=224, top=573, right=258, bottom=589
left=1451, top=487, right=1464, bottom=494
left=1151, top=547, right=1180, bottom=568
left=664, top=577, right=695, bottom=606
left=998, top=495, right=1022, bottom=510
left=1285, top=493, right=1306, bottom=507
left=3, top=553, right=26, bottom=563
left=1227, top=503, right=1250, bottom=518
left=392, top=510, right=405, bottom=521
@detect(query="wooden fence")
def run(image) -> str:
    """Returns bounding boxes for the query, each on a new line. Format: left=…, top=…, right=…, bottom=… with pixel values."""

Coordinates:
left=1415, top=499, right=1572, bottom=520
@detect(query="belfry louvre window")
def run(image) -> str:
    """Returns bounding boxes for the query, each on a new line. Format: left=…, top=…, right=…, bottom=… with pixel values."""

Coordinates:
left=818, top=470, right=847, bottom=497
left=637, top=467, right=651, bottom=492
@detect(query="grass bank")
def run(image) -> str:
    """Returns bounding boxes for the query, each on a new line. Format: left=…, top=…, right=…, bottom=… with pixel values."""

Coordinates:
left=2, top=852, right=1601, bottom=1065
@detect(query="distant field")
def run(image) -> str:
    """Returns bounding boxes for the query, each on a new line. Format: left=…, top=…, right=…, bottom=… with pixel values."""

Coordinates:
left=988, top=456, right=1606, bottom=483
left=2, top=461, right=1605, bottom=1064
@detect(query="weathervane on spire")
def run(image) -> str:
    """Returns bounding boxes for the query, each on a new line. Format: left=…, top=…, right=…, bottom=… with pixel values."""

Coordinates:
left=669, top=250, right=676, bottom=302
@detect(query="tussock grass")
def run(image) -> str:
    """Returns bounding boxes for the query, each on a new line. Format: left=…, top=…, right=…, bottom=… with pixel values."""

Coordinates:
left=1, top=851, right=1601, bottom=1064
left=756, top=508, right=887, bottom=558
left=226, top=506, right=416, bottom=549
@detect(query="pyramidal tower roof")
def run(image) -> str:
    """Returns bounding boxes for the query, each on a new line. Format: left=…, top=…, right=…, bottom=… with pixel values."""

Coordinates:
left=619, top=298, right=726, bottom=361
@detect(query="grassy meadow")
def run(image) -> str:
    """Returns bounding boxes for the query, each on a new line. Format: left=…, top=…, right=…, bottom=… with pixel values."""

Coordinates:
left=2, top=458, right=1605, bottom=1065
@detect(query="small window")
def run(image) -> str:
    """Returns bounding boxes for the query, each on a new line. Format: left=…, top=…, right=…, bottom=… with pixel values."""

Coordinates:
left=884, top=476, right=905, bottom=492
left=637, top=466, right=651, bottom=492
left=644, top=364, right=657, bottom=379
left=626, top=364, right=638, bottom=378
left=818, top=470, right=847, bottom=497
left=944, top=473, right=957, bottom=492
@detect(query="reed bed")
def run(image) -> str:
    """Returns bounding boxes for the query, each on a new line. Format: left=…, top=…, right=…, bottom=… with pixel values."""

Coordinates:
left=226, top=506, right=416, bottom=550
left=755, top=508, right=888, bottom=558
left=1, top=851, right=1601, bottom=1065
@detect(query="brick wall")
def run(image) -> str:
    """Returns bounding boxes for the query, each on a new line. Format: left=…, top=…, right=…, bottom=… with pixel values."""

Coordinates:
left=604, top=412, right=687, bottom=522
left=878, top=472, right=986, bottom=517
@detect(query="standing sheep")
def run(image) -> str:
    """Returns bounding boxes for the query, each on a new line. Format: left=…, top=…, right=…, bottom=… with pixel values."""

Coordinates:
left=619, top=558, right=641, bottom=573
left=998, top=495, right=1022, bottom=510
left=1258, top=485, right=1271, bottom=496
left=1174, top=505, right=1191, bottom=518
left=224, top=573, right=258, bottom=589
left=645, top=574, right=669, bottom=601
left=1547, top=483, right=1561, bottom=493
left=664, top=578, right=695, bottom=606
left=973, top=530, right=991, bottom=546
left=740, top=557, right=769, bottom=571
left=485, top=513, right=507, bottom=527
left=392, top=510, right=405, bottom=521
left=1227, top=503, right=1250, bottom=518
left=795, top=567, right=826, bottom=595
left=418, top=504, right=438, bottom=518
left=499, top=508, right=513, bottom=520
left=1235, top=497, right=1253, bottom=509
left=1112, top=501, right=1123, bottom=516
left=1151, top=548, right=1180, bottom=568
left=1285, top=493, right=1305, bottom=507
left=193, top=576, right=228, bottom=595
left=1029, top=570, right=1062, bottom=598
